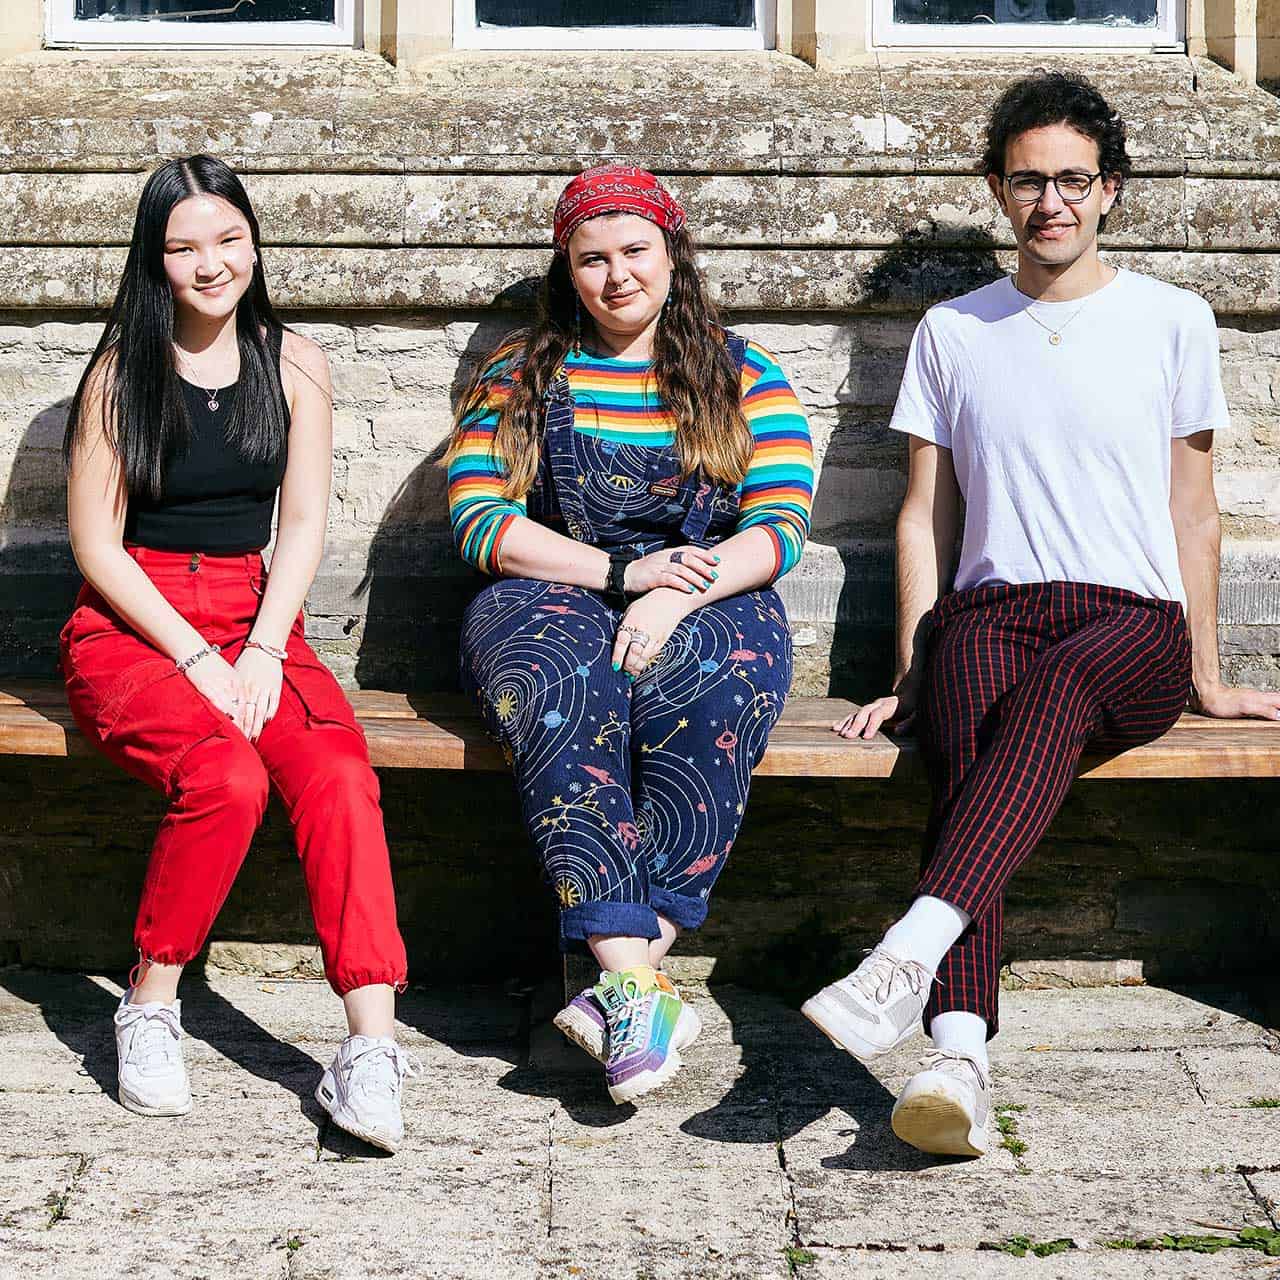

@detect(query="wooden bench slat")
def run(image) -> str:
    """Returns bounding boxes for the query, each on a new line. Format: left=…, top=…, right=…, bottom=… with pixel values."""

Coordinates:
left=0, top=683, right=1276, bottom=779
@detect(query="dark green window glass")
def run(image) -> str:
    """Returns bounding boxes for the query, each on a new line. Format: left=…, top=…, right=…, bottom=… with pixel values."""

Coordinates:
left=75, top=2, right=336, bottom=22
left=475, top=2, right=756, bottom=27
left=893, top=0, right=1155, bottom=24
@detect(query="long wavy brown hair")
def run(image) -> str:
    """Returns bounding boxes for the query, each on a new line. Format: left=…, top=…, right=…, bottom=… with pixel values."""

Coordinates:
left=445, top=220, right=753, bottom=499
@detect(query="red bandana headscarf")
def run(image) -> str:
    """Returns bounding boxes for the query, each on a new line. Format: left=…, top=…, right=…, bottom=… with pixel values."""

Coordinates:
left=552, top=165, right=687, bottom=255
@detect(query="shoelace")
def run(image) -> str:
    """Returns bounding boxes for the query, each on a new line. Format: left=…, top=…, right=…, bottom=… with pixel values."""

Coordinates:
left=849, top=946, right=934, bottom=1006
left=120, top=1004, right=183, bottom=1074
left=920, top=1048, right=990, bottom=1092
left=347, top=1041, right=422, bottom=1099
left=607, top=985, right=655, bottom=1060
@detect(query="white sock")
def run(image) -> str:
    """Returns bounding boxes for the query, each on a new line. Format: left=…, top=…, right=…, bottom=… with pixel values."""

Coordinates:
left=930, top=1011, right=989, bottom=1069
left=881, top=895, right=971, bottom=973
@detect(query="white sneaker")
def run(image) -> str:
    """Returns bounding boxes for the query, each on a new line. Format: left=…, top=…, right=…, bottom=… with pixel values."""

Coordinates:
left=315, top=1035, right=420, bottom=1154
left=801, top=947, right=933, bottom=1062
left=114, top=989, right=192, bottom=1117
left=891, top=1049, right=991, bottom=1157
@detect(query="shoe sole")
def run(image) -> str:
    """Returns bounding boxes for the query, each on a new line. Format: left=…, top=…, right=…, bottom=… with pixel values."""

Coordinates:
left=891, top=1088, right=988, bottom=1157
left=554, top=1003, right=702, bottom=1065
left=607, top=1048, right=683, bottom=1105
left=800, top=992, right=916, bottom=1064
left=315, top=1073, right=402, bottom=1154
left=118, top=1083, right=192, bottom=1118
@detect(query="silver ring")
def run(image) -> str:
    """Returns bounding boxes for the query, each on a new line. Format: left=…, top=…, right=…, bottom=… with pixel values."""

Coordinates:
left=670, top=551, right=684, bottom=565
left=618, top=625, right=651, bottom=648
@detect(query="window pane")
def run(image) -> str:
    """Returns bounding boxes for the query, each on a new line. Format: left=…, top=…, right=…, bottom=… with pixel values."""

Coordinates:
left=892, top=0, right=1155, bottom=23
left=74, top=2, right=336, bottom=22
left=475, top=1, right=756, bottom=27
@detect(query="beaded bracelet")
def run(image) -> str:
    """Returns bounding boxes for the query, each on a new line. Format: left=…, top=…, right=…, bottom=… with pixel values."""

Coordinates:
left=175, top=643, right=220, bottom=673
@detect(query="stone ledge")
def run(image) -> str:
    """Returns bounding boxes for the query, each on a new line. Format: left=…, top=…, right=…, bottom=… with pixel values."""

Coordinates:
left=4, top=245, right=1279, bottom=312
left=0, top=49, right=1276, bottom=176
left=14, top=171, right=1280, bottom=252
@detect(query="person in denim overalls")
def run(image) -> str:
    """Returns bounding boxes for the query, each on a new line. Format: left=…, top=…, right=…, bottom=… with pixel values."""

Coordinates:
left=445, top=166, right=814, bottom=1104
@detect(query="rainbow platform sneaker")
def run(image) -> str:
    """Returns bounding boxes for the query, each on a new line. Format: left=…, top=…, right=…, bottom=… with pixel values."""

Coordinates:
left=594, top=965, right=684, bottom=1105
left=554, top=971, right=701, bottom=1064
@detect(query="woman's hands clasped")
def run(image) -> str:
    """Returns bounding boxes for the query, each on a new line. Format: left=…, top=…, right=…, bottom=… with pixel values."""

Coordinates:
left=624, top=545, right=719, bottom=596
left=181, top=644, right=282, bottom=742
left=613, top=587, right=694, bottom=679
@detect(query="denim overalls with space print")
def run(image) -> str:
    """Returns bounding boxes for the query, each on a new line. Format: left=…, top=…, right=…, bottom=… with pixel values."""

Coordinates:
left=460, top=332, right=793, bottom=950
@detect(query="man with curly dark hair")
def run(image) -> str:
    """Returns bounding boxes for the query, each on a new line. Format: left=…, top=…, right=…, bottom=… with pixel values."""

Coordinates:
left=804, top=71, right=1280, bottom=1159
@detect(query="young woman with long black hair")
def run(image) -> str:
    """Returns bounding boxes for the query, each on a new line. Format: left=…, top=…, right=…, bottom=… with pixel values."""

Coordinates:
left=60, top=156, right=413, bottom=1150
left=445, top=167, right=814, bottom=1103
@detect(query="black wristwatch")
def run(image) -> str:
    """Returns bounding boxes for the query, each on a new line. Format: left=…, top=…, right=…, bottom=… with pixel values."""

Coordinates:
left=603, top=552, right=634, bottom=609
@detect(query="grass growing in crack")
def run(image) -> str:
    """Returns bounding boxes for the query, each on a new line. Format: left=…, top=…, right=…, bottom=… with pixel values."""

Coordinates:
left=783, top=1246, right=817, bottom=1271
left=1104, top=1227, right=1280, bottom=1256
left=44, top=1154, right=89, bottom=1229
left=1246, top=1097, right=1280, bottom=1108
left=994, top=1103, right=1028, bottom=1160
left=981, top=1236, right=1076, bottom=1258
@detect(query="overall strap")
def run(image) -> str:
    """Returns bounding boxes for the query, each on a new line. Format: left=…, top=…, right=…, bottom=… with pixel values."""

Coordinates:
left=677, top=329, right=750, bottom=542
left=540, top=366, right=596, bottom=544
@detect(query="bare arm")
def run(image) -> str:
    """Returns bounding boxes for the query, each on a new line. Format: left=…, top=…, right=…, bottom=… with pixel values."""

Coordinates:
left=248, top=333, right=332, bottom=648
left=67, top=360, right=244, bottom=718
left=230, top=332, right=335, bottom=741
left=1171, top=431, right=1280, bottom=720
left=490, top=516, right=612, bottom=592
left=836, top=438, right=961, bottom=739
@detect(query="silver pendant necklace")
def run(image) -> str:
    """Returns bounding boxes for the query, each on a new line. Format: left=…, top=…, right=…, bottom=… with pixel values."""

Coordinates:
left=174, top=349, right=223, bottom=411
left=1014, top=274, right=1093, bottom=347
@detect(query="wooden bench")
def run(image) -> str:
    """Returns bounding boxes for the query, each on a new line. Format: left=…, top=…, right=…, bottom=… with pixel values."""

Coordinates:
left=2, top=681, right=1278, bottom=779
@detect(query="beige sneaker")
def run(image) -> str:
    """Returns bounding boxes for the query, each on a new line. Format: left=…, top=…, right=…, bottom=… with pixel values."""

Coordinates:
left=891, top=1049, right=991, bottom=1157
left=801, top=947, right=932, bottom=1062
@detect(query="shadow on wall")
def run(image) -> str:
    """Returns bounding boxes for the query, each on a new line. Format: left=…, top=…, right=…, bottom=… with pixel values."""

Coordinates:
left=812, top=229, right=1003, bottom=700
left=354, top=288, right=536, bottom=692
left=0, top=394, right=80, bottom=678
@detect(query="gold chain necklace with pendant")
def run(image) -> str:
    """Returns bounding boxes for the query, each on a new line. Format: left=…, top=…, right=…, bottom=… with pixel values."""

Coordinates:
left=1014, top=274, right=1096, bottom=347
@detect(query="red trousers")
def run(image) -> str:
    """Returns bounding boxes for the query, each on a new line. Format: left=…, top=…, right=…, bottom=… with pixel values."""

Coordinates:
left=917, top=582, right=1192, bottom=1035
left=59, top=547, right=407, bottom=996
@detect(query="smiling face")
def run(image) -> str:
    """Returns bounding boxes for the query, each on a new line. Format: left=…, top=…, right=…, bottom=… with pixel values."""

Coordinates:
left=162, top=193, right=256, bottom=321
left=567, top=213, right=673, bottom=351
left=988, top=123, right=1120, bottom=271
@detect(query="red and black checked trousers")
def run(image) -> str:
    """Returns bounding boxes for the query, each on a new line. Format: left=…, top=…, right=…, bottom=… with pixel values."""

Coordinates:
left=916, top=581, right=1192, bottom=1036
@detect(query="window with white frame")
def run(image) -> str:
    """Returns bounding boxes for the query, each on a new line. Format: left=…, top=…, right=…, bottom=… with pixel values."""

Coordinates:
left=47, top=0, right=357, bottom=46
left=454, top=0, right=776, bottom=50
left=874, top=0, right=1181, bottom=47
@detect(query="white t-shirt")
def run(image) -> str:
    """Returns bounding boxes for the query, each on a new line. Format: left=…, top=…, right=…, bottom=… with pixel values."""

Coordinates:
left=889, top=268, right=1230, bottom=606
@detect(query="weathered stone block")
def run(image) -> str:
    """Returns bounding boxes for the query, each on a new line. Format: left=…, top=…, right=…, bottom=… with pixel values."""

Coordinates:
left=341, top=451, right=441, bottom=527
left=1187, top=178, right=1280, bottom=251
left=329, top=359, right=393, bottom=407
left=243, top=173, right=405, bottom=246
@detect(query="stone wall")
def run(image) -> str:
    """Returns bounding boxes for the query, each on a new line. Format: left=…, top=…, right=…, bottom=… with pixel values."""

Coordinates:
left=1, top=48, right=1279, bottom=698
left=1, top=45, right=1278, bottom=980
left=4, top=308, right=1278, bottom=696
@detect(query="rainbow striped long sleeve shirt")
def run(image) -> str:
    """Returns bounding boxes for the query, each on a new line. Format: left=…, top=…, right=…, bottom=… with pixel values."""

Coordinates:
left=447, top=340, right=814, bottom=580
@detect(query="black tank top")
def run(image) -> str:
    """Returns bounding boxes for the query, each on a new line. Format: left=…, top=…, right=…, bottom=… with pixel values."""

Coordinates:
left=124, top=333, right=290, bottom=555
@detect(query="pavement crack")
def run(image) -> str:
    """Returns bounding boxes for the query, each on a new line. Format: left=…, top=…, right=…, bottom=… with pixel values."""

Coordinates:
left=543, top=1104, right=556, bottom=1239
left=772, top=1087, right=803, bottom=1270
left=1242, top=1172, right=1279, bottom=1230
left=45, top=1153, right=90, bottom=1230
left=1176, top=1050, right=1210, bottom=1106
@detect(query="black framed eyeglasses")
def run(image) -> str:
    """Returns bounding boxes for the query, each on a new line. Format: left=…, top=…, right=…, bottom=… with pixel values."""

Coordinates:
left=1004, top=172, right=1103, bottom=204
